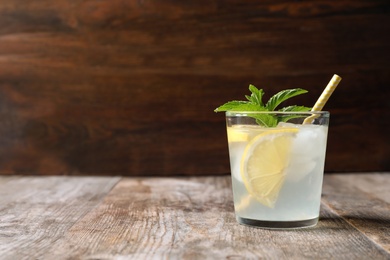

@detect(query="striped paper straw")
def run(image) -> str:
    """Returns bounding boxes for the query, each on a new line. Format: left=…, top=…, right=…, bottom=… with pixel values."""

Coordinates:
left=303, top=74, right=342, bottom=124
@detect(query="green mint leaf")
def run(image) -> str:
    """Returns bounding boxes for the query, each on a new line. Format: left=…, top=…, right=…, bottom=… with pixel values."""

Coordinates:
left=214, top=101, right=263, bottom=112
left=279, top=106, right=312, bottom=112
left=252, top=114, right=278, bottom=127
left=214, top=84, right=310, bottom=128
left=245, top=84, right=264, bottom=106
left=278, top=106, right=312, bottom=123
left=265, top=88, right=308, bottom=111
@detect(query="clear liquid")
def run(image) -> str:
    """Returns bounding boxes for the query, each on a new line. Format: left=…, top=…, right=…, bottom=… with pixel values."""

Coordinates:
left=228, top=123, right=328, bottom=223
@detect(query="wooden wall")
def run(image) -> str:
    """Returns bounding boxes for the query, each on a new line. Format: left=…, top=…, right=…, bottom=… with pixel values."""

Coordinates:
left=0, top=1, right=389, bottom=175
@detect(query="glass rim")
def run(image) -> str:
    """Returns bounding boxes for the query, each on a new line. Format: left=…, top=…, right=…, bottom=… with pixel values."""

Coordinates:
left=225, top=111, right=329, bottom=116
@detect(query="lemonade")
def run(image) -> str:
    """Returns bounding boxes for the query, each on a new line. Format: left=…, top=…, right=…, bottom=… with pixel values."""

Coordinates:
left=215, top=80, right=340, bottom=228
left=226, top=112, right=329, bottom=228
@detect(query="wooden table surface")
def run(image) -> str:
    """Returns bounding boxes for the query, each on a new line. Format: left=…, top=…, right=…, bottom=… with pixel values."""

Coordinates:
left=1, top=173, right=389, bottom=259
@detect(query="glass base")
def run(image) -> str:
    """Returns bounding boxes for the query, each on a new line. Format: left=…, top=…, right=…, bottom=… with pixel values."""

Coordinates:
left=236, top=216, right=318, bottom=229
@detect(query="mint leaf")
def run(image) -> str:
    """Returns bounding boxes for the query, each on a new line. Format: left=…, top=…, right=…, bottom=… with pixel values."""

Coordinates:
left=214, top=84, right=309, bottom=127
left=266, top=88, right=308, bottom=111
left=279, top=106, right=311, bottom=112
left=214, top=101, right=263, bottom=112
left=245, top=84, right=264, bottom=106
left=252, top=114, right=278, bottom=127
left=277, top=106, right=312, bottom=123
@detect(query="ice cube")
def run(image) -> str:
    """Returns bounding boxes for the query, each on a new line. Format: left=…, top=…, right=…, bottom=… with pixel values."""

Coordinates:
left=285, top=124, right=328, bottom=181
left=286, top=158, right=316, bottom=182
left=277, top=122, right=299, bottom=128
left=228, top=142, right=246, bottom=182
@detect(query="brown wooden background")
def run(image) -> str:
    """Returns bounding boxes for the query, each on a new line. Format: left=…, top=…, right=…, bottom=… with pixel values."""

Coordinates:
left=0, top=0, right=389, bottom=176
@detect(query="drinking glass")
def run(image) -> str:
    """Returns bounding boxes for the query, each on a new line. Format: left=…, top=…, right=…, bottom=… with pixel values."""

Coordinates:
left=226, top=111, right=329, bottom=229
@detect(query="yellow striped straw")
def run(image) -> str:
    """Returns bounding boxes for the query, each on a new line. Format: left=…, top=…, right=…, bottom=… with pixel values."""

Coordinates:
left=303, top=74, right=342, bottom=124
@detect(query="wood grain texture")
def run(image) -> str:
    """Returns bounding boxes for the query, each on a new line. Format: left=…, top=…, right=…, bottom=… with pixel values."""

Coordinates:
left=0, top=176, right=120, bottom=260
left=0, top=174, right=389, bottom=259
left=322, top=173, right=390, bottom=252
left=0, top=0, right=389, bottom=175
left=0, top=174, right=387, bottom=259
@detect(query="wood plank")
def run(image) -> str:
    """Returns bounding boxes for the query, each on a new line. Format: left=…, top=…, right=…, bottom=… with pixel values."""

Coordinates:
left=0, top=176, right=120, bottom=259
left=322, top=173, right=390, bottom=252
left=0, top=0, right=389, bottom=175
left=339, top=173, right=390, bottom=204
left=41, top=176, right=390, bottom=259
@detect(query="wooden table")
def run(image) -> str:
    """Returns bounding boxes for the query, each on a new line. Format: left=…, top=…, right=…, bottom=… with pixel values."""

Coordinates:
left=1, top=173, right=389, bottom=259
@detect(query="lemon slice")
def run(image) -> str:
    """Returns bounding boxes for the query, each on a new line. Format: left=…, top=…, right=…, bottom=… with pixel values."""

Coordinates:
left=227, top=127, right=249, bottom=142
left=241, top=128, right=298, bottom=208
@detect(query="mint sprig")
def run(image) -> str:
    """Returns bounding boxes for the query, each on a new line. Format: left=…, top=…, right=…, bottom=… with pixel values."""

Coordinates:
left=214, top=84, right=311, bottom=127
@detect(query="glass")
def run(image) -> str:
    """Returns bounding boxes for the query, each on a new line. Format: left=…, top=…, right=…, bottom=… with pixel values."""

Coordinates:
left=226, top=111, right=329, bottom=229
